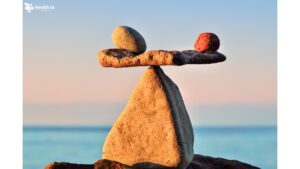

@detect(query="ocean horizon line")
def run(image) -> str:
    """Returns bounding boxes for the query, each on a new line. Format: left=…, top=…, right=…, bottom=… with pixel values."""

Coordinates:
left=23, top=125, right=277, bottom=132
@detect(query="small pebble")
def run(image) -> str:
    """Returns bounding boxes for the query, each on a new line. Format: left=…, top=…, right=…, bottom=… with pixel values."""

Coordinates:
left=112, top=26, right=146, bottom=54
left=194, top=33, right=220, bottom=52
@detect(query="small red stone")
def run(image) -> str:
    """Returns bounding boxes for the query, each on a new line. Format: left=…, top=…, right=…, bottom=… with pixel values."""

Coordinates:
left=194, top=33, right=220, bottom=52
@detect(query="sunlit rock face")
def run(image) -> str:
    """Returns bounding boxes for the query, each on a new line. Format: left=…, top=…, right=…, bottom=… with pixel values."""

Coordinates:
left=102, top=66, right=194, bottom=169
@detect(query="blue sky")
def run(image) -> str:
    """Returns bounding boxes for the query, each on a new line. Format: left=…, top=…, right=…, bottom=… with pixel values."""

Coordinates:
left=24, top=0, right=277, bottom=126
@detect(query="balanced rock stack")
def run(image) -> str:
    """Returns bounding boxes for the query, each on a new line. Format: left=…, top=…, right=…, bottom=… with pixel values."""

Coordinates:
left=44, top=26, right=259, bottom=169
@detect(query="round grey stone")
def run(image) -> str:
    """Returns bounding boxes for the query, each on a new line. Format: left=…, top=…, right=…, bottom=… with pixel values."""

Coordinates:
left=112, top=26, right=146, bottom=54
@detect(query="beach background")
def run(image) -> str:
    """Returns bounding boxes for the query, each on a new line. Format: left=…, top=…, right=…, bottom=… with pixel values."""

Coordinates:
left=24, top=0, right=277, bottom=169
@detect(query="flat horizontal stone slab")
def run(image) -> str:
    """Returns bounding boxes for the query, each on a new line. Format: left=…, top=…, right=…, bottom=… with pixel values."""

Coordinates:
left=98, top=49, right=226, bottom=68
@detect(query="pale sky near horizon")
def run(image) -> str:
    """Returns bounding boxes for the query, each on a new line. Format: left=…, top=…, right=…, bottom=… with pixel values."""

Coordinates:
left=24, top=0, right=277, bottom=126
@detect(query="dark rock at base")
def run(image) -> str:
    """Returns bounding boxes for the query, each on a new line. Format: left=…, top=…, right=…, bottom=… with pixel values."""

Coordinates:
left=187, top=154, right=260, bottom=169
left=44, top=160, right=130, bottom=169
left=44, top=154, right=259, bottom=169
left=94, top=159, right=131, bottom=169
left=44, top=162, right=93, bottom=169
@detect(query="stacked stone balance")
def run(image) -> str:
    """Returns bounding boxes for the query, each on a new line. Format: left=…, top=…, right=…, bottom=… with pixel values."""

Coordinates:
left=98, top=26, right=225, bottom=68
left=44, top=26, right=259, bottom=169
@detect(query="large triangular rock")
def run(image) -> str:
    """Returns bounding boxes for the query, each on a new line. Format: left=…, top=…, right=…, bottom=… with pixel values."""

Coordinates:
left=102, top=66, right=194, bottom=169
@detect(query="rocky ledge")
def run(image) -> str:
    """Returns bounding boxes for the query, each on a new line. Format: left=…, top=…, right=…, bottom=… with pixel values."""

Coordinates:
left=189, top=154, right=259, bottom=169
left=44, top=154, right=259, bottom=169
left=98, top=49, right=226, bottom=68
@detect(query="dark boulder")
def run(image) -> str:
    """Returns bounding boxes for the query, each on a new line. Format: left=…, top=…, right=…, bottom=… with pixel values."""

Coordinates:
left=186, top=154, right=260, bottom=169
left=44, top=154, right=259, bottom=169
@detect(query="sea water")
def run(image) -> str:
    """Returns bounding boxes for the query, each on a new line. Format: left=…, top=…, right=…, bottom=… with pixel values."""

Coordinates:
left=23, top=126, right=276, bottom=169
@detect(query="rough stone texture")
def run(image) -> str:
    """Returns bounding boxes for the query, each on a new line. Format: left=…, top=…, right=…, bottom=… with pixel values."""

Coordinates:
left=187, top=154, right=260, bottom=169
left=98, top=49, right=226, bottom=68
left=94, top=159, right=131, bottom=169
left=112, top=26, right=146, bottom=54
left=194, top=33, right=220, bottom=52
left=43, top=154, right=259, bottom=169
left=102, top=66, right=194, bottom=169
left=44, top=160, right=131, bottom=169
